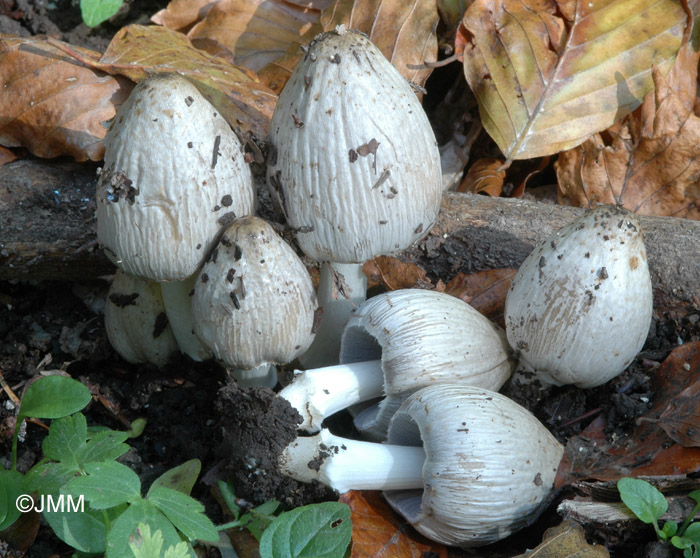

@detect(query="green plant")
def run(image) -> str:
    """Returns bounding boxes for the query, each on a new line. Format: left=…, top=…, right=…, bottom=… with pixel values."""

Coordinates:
left=1, top=375, right=217, bottom=557
left=80, top=0, right=123, bottom=27
left=217, top=481, right=352, bottom=558
left=618, top=477, right=700, bottom=557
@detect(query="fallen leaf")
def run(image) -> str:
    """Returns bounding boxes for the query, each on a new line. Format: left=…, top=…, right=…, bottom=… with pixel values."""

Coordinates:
left=363, top=256, right=433, bottom=291
left=340, top=491, right=449, bottom=558
left=556, top=343, right=700, bottom=486
left=461, top=0, right=687, bottom=162
left=0, top=145, right=19, bottom=165
left=513, top=520, right=609, bottom=558
left=188, top=0, right=328, bottom=72
left=0, top=37, right=132, bottom=161
left=52, top=25, right=277, bottom=139
left=555, top=31, right=700, bottom=219
left=458, top=158, right=506, bottom=196
left=638, top=341, right=700, bottom=447
left=443, top=268, right=516, bottom=325
left=321, top=0, right=439, bottom=89
left=151, top=0, right=215, bottom=32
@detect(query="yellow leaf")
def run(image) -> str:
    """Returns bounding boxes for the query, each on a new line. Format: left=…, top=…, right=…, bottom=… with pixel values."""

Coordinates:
left=513, top=520, right=609, bottom=558
left=461, top=0, right=687, bottom=162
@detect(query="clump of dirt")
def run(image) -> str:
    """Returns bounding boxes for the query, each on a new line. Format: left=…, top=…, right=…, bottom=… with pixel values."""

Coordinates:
left=216, top=381, right=335, bottom=508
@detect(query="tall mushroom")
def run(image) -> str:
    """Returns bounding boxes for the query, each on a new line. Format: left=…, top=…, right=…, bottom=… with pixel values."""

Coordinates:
left=96, top=73, right=255, bottom=361
left=277, top=384, right=564, bottom=547
left=279, top=289, right=514, bottom=438
left=505, top=204, right=653, bottom=388
left=267, top=26, right=443, bottom=367
left=191, top=216, right=318, bottom=386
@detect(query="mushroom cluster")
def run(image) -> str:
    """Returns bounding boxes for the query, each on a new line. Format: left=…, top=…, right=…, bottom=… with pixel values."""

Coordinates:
left=95, top=23, right=657, bottom=552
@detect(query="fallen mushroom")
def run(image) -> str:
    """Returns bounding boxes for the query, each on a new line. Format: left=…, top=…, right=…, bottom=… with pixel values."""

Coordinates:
left=191, top=216, right=318, bottom=387
left=104, top=269, right=178, bottom=366
left=279, top=289, right=514, bottom=438
left=277, top=384, right=564, bottom=547
left=96, top=73, right=255, bottom=361
left=267, top=26, right=443, bottom=367
left=504, top=204, right=653, bottom=388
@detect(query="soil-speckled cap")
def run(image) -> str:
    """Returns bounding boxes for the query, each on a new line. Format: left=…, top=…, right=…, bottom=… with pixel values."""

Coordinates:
left=267, top=27, right=442, bottom=263
left=97, top=73, right=254, bottom=282
left=191, top=216, right=319, bottom=370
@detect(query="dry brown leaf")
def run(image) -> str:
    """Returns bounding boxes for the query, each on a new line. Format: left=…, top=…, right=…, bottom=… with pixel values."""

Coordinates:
left=556, top=35, right=700, bottom=219
left=187, top=0, right=328, bottom=73
left=363, top=256, right=433, bottom=291
left=458, top=158, right=506, bottom=196
left=0, top=145, right=20, bottom=166
left=0, top=37, right=132, bottom=161
left=461, top=0, right=687, bottom=162
left=150, top=0, right=215, bottom=32
left=513, top=520, right=609, bottom=558
left=443, top=268, right=516, bottom=325
left=340, top=491, right=449, bottom=558
left=320, top=0, right=439, bottom=89
left=556, top=343, right=700, bottom=486
left=52, top=25, right=277, bottom=139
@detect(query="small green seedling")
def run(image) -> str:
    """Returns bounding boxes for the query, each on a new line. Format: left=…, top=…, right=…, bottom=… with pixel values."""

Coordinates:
left=80, top=0, right=123, bottom=27
left=217, top=481, right=352, bottom=558
left=0, top=375, right=217, bottom=558
left=618, top=477, right=700, bottom=558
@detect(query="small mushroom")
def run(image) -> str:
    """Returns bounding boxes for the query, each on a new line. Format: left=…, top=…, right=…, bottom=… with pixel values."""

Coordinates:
left=267, top=26, right=443, bottom=367
left=279, top=289, right=514, bottom=437
left=191, top=216, right=318, bottom=386
left=278, top=384, right=564, bottom=547
left=504, top=204, right=653, bottom=388
left=104, top=269, right=178, bottom=366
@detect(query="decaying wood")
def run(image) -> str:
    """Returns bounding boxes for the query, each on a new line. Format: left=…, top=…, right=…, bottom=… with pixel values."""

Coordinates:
left=1, top=158, right=699, bottom=308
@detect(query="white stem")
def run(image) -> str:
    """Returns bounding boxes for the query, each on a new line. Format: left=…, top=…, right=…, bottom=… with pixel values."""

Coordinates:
left=279, top=360, right=384, bottom=431
left=298, top=262, right=367, bottom=368
left=279, top=429, right=425, bottom=493
left=161, top=277, right=212, bottom=362
left=232, top=364, right=278, bottom=388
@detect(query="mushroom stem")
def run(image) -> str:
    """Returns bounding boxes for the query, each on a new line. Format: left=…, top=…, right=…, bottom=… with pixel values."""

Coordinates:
left=160, top=276, right=212, bottom=362
left=298, top=262, right=367, bottom=368
left=279, top=429, right=425, bottom=493
left=279, top=360, right=384, bottom=431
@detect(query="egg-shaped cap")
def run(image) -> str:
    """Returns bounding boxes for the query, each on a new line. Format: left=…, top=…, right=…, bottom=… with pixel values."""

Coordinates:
left=267, top=27, right=442, bottom=263
left=97, top=73, right=254, bottom=282
left=505, top=204, right=653, bottom=387
left=192, top=216, right=319, bottom=370
left=385, top=384, right=563, bottom=547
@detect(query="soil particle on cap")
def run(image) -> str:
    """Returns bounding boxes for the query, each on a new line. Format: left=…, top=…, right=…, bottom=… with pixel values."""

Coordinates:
left=109, top=292, right=138, bottom=307
left=216, top=383, right=334, bottom=507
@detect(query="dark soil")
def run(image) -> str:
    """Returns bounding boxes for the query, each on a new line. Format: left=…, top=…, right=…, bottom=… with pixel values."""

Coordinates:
left=2, top=3, right=700, bottom=558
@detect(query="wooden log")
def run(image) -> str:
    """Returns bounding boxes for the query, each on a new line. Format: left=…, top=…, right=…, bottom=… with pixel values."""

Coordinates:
left=1, top=158, right=698, bottom=307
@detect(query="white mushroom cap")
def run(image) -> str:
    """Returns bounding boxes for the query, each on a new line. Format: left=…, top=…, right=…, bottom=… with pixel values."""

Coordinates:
left=385, top=384, right=564, bottom=547
left=191, top=216, right=318, bottom=370
left=340, top=289, right=514, bottom=438
left=104, top=269, right=178, bottom=366
left=97, top=73, right=255, bottom=282
left=267, top=28, right=442, bottom=263
left=505, top=205, right=653, bottom=388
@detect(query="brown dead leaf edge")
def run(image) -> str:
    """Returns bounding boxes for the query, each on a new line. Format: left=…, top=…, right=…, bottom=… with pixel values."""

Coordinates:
left=556, top=341, right=700, bottom=486
left=340, top=491, right=448, bottom=558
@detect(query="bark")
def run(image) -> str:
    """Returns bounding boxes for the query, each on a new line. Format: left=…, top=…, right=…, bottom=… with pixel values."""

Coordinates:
left=1, top=158, right=698, bottom=307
